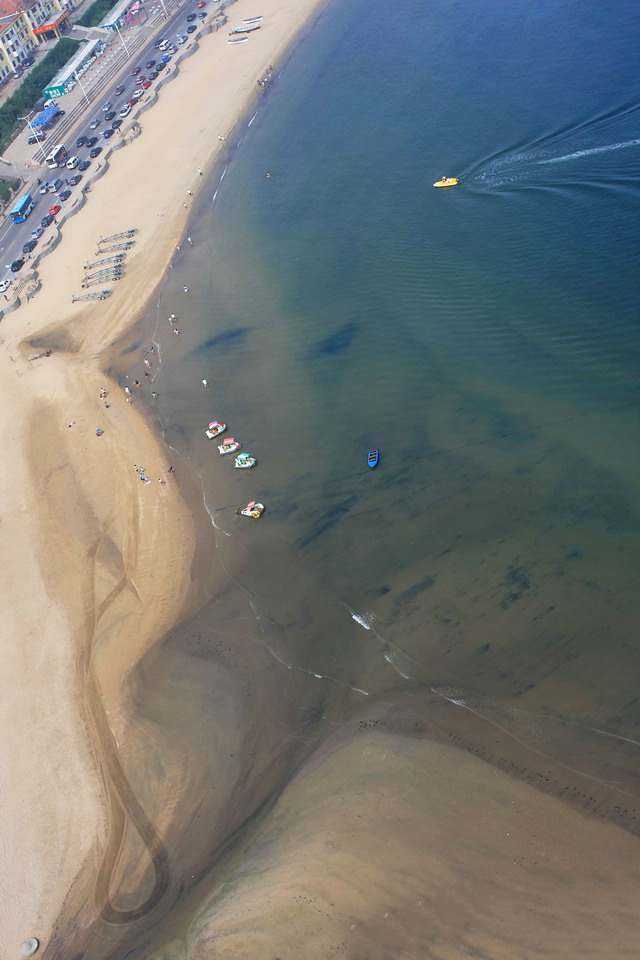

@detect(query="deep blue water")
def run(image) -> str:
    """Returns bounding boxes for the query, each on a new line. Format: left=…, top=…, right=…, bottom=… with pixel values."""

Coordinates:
left=145, top=0, right=640, bottom=770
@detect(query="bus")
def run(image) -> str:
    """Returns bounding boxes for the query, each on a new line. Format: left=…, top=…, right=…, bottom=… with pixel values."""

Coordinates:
left=9, top=193, right=35, bottom=223
left=45, top=143, right=67, bottom=168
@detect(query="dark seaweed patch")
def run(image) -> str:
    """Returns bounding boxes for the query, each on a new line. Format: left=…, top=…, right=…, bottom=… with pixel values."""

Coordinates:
left=200, top=326, right=249, bottom=350
left=297, top=494, right=358, bottom=548
left=313, top=322, right=358, bottom=356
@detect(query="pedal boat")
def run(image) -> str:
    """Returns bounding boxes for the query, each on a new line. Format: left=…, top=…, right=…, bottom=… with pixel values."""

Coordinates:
left=218, top=437, right=241, bottom=455
left=206, top=420, right=226, bottom=439
left=433, top=177, right=458, bottom=188
left=234, top=453, right=256, bottom=469
left=367, top=449, right=379, bottom=468
left=240, top=500, right=264, bottom=518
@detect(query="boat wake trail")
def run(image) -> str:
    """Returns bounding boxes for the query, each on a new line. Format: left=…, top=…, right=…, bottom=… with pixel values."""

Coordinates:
left=536, top=137, right=640, bottom=164
left=465, top=102, right=640, bottom=190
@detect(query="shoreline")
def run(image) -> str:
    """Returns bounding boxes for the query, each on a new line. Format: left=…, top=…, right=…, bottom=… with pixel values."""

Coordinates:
left=0, top=0, right=329, bottom=953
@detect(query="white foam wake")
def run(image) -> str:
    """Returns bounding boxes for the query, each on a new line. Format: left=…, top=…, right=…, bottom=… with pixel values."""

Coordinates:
left=537, top=137, right=640, bottom=164
left=351, top=610, right=375, bottom=630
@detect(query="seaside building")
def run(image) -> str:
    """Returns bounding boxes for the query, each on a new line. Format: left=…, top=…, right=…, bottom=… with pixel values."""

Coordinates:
left=100, top=0, right=147, bottom=32
left=0, top=0, right=75, bottom=83
left=43, top=37, right=103, bottom=97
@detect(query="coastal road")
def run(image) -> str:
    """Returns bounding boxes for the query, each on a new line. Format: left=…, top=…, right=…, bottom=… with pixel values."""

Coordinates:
left=1, top=0, right=217, bottom=287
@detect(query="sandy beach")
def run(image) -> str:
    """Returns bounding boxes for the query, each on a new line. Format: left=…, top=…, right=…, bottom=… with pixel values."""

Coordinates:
left=2, top=1, right=640, bottom=958
left=0, top=0, right=327, bottom=953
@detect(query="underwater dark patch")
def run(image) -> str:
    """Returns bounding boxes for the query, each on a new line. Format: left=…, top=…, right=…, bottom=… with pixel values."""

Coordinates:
left=200, top=327, right=249, bottom=350
left=313, top=321, right=358, bottom=355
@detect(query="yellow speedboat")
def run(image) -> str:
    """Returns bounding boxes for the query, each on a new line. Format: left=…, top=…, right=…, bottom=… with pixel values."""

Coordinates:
left=433, top=177, right=458, bottom=188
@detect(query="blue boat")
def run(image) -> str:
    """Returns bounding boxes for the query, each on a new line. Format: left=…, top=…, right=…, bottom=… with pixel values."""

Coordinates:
left=367, top=449, right=379, bottom=468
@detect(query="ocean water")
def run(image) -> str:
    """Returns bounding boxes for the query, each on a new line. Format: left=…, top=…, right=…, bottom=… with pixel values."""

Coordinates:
left=111, top=0, right=640, bottom=948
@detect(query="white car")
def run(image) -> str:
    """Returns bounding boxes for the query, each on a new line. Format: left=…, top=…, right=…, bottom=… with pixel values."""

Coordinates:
left=176, top=34, right=188, bottom=44
left=0, top=278, right=12, bottom=292
left=119, top=103, right=132, bottom=118
left=66, top=155, right=79, bottom=169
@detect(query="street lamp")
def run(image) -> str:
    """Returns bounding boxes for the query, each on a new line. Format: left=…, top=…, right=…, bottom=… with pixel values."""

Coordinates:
left=18, top=110, right=47, bottom=163
left=114, top=20, right=131, bottom=60
left=73, top=69, right=91, bottom=107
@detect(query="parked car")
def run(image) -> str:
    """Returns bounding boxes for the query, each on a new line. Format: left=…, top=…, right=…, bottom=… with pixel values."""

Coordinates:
left=131, top=66, right=141, bottom=76
left=58, top=189, right=71, bottom=201
left=90, top=117, right=101, bottom=129
left=85, top=136, right=98, bottom=147
left=197, top=11, right=206, bottom=17
left=48, top=204, right=61, bottom=216
left=119, top=103, right=132, bottom=117
left=197, top=1, right=206, bottom=7
left=176, top=34, right=188, bottom=44
left=78, top=160, right=91, bottom=171
left=23, top=55, right=35, bottom=66
left=10, top=258, right=25, bottom=273
left=0, top=278, right=11, bottom=292
left=141, top=80, right=152, bottom=89
left=186, top=12, right=197, bottom=20
left=131, top=89, right=144, bottom=101
left=148, top=70, right=158, bottom=81
left=112, top=118, right=123, bottom=129
left=135, top=75, right=146, bottom=85
left=104, top=110, right=116, bottom=121
left=101, top=100, right=112, bottom=111
left=22, top=239, right=37, bottom=254
left=75, top=135, right=87, bottom=148
left=28, top=133, right=46, bottom=145
left=40, top=214, right=54, bottom=227
left=161, top=54, right=172, bottom=64
left=68, top=174, right=83, bottom=185
left=30, top=225, right=44, bottom=239
left=186, top=24, right=197, bottom=33
left=115, top=84, right=125, bottom=95
left=13, top=70, right=23, bottom=80
left=145, top=58, right=156, bottom=68
left=102, top=129, right=114, bottom=139
left=66, top=155, right=79, bottom=169
left=89, top=147, right=102, bottom=158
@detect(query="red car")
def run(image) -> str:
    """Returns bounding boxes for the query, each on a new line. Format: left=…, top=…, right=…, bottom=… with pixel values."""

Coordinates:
left=48, top=203, right=61, bottom=216
left=131, top=66, right=141, bottom=76
left=197, top=1, right=205, bottom=7
left=115, top=84, right=125, bottom=95
left=141, top=80, right=152, bottom=89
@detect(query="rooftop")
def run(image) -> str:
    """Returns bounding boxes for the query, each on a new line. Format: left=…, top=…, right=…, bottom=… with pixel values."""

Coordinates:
left=0, top=0, right=23, bottom=36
